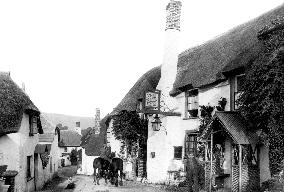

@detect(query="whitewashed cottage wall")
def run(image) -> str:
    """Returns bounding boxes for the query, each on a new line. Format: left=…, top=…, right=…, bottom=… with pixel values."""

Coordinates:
left=147, top=81, right=230, bottom=183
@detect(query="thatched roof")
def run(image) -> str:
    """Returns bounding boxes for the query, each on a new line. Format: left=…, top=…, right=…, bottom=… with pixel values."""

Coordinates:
left=59, top=130, right=81, bottom=147
left=171, top=3, right=284, bottom=95
left=82, top=115, right=108, bottom=156
left=112, top=66, right=161, bottom=113
left=39, top=133, right=55, bottom=143
left=200, top=111, right=259, bottom=145
left=0, top=72, right=40, bottom=136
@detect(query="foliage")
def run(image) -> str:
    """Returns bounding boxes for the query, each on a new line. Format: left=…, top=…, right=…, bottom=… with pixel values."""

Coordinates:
left=112, top=110, right=148, bottom=156
left=70, top=149, right=78, bottom=165
left=198, top=98, right=227, bottom=160
left=238, top=17, right=284, bottom=175
left=100, top=144, right=115, bottom=160
left=199, top=98, right=227, bottom=134
left=40, top=152, right=50, bottom=169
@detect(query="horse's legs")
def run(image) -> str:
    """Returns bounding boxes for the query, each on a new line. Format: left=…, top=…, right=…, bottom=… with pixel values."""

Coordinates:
left=114, top=171, right=119, bottom=187
left=104, top=170, right=108, bottom=184
left=93, top=168, right=97, bottom=185
left=96, top=168, right=100, bottom=185
left=119, top=170, right=123, bottom=186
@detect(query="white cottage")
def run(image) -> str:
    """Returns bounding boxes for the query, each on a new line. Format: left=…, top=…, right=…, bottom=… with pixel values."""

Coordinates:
left=80, top=108, right=106, bottom=175
left=107, top=1, right=284, bottom=191
left=0, top=72, right=43, bottom=192
left=34, top=115, right=60, bottom=191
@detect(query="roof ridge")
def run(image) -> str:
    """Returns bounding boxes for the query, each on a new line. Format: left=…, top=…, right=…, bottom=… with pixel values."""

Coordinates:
left=178, top=3, right=284, bottom=58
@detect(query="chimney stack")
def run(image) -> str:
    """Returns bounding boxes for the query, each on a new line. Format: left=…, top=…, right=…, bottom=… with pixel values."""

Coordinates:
left=94, top=108, right=101, bottom=134
left=95, top=108, right=100, bottom=121
left=156, top=0, right=182, bottom=112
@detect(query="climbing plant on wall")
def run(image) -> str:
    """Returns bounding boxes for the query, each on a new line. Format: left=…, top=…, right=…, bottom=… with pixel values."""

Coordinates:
left=238, top=17, right=284, bottom=175
left=112, top=110, right=148, bottom=157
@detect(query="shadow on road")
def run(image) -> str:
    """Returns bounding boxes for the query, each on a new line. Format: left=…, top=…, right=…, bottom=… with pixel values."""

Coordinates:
left=38, top=165, right=78, bottom=192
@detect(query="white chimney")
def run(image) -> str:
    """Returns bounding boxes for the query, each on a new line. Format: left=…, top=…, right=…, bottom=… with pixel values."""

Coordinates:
left=75, top=121, right=81, bottom=135
left=156, top=0, right=182, bottom=112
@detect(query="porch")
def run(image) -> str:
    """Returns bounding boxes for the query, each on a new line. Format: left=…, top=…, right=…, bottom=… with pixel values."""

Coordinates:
left=200, top=111, right=263, bottom=192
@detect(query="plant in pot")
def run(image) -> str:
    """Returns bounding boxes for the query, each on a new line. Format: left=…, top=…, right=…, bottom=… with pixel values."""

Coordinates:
left=188, top=109, right=198, bottom=117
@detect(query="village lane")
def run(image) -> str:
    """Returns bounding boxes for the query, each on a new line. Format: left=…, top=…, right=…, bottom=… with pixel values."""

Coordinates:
left=67, top=175, right=178, bottom=192
left=37, top=166, right=185, bottom=192
left=39, top=175, right=181, bottom=192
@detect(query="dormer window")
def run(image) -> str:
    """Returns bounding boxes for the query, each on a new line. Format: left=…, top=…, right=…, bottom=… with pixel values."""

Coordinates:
left=234, top=74, right=245, bottom=110
left=185, top=89, right=199, bottom=118
left=136, top=99, right=143, bottom=112
left=29, top=115, right=38, bottom=136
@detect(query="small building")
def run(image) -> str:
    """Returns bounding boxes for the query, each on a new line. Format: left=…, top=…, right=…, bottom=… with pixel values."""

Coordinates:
left=0, top=72, right=43, bottom=192
left=34, top=115, right=60, bottom=190
left=57, top=129, right=81, bottom=167
left=80, top=109, right=107, bottom=175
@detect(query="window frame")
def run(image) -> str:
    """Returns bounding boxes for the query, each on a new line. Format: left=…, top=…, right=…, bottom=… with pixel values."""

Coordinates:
left=29, top=115, right=38, bottom=136
left=173, top=146, right=183, bottom=159
left=27, top=155, right=32, bottom=180
left=234, top=74, right=245, bottom=110
left=184, top=133, right=198, bottom=158
left=185, top=89, right=199, bottom=118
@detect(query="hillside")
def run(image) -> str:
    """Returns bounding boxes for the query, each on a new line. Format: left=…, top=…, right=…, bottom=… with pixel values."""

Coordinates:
left=42, top=112, right=96, bottom=130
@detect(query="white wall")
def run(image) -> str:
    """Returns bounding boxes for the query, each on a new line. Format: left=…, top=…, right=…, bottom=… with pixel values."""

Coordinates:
left=58, top=146, right=80, bottom=167
left=107, top=119, right=123, bottom=157
left=147, top=82, right=231, bottom=183
left=199, top=81, right=230, bottom=112
left=80, top=148, right=98, bottom=175
left=35, top=134, right=60, bottom=190
left=6, top=113, right=39, bottom=192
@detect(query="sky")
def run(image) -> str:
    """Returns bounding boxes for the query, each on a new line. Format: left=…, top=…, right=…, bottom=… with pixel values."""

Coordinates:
left=0, top=0, right=283, bottom=118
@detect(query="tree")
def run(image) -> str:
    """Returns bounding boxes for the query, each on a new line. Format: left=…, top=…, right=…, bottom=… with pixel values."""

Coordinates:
left=70, top=149, right=78, bottom=165
left=238, top=17, right=284, bottom=175
left=112, top=110, right=148, bottom=157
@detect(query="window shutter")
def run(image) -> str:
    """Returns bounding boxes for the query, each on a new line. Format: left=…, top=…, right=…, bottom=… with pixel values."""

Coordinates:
left=29, top=115, right=33, bottom=135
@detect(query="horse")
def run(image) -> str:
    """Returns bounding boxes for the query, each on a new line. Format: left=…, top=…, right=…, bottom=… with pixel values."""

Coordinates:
left=109, top=157, right=124, bottom=187
left=93, top=157, right=111, bottom=185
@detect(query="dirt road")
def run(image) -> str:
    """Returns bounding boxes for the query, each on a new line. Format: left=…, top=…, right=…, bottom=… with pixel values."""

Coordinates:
left=38, top=166, right=185, bottom=192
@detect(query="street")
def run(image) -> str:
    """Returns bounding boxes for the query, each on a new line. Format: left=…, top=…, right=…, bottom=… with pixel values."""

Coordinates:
left=37, top=166, right=186, bottom=192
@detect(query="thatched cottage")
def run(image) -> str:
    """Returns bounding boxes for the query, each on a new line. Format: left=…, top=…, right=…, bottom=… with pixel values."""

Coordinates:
left=107, top=1, right=284, bottom=191
left=79, top=109, right=106, bottom=175
left=33, top=115, right=60, bottom=190
left=0, top=72, right=43, bottom=192
left=57, top=129, right=81, bottom=166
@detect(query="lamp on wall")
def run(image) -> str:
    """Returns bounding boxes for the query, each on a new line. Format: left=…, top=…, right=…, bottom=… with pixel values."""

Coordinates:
left=151, top=114, right=162, bottom=131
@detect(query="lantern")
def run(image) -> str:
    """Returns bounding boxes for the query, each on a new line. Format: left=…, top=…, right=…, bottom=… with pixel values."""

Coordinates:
left=151, top=114, right=162, bottom=131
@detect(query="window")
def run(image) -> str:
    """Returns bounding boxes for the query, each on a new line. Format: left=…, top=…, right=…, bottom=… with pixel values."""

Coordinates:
left=75, top=122, right=80, bottom=127
left=234, top=74, right=245, bottom=110
left=174, top=146, right=182, bottom=159
left=136, top=99, right=143, bottom=111
left=185, top=133, right=197, bottom=158
left=27, top=156, right=32, bottom=179
left=29, top=115, right=38, bottom=136
left=185, top=89, right=199, bottom=118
